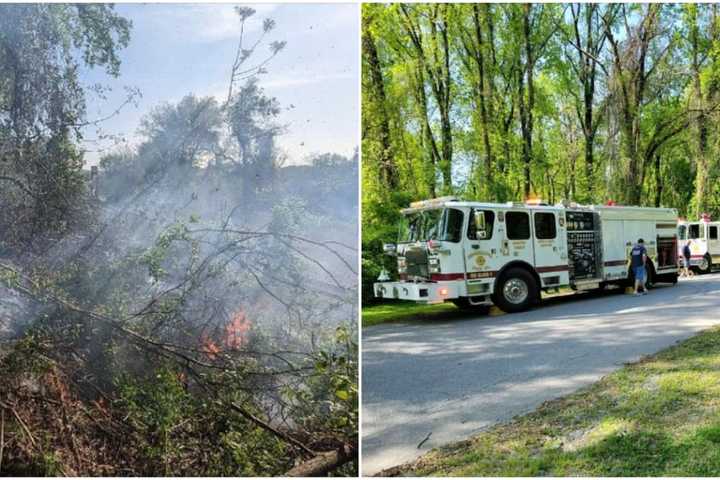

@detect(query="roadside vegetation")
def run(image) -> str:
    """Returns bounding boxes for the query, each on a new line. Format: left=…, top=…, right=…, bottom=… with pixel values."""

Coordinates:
left=386, top=325, right=720, bottom=476
left=362, top=302, right=459, bottom=327
left=362, top=287, right=592, bottom=327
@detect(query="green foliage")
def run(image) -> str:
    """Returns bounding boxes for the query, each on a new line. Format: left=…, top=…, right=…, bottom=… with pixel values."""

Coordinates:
left=0, top=4, right=131, bottom=248
left=362, top=301, right=459, bottom=327
left=0, top=333, right=53, bottom=377
left=115, top=365, right=292, bottom=476
left=287, top=325, right=359, bottom=447
left=139, top=222, right=192, bottom=282
left=117, top=367, right=189, bottom=473
left=361, top=191, right=411, bottom=304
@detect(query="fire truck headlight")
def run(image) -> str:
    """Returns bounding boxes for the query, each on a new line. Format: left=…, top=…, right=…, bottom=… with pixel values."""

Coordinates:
left=428, top=257, right=440, bottom=273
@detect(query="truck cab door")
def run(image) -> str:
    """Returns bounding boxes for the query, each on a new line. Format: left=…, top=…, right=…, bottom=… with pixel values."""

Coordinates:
left=465, top=208, right=500, bottom=297
left=531, top=211, right=569, bottom=287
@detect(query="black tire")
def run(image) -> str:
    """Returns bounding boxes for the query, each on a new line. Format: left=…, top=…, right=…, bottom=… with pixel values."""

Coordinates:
left=698, top=254, right=712, bottom=274
left=452, top=298, right=490, bottom=315
left=492, top=268, right=538, bottom=313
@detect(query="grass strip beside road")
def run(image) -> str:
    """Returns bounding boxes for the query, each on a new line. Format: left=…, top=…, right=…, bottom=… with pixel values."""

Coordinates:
left=362, top=301, right=459, bottom=327
left=362, top=287, right=583, bottom=328
left=383, top=325, right=720, bottom=476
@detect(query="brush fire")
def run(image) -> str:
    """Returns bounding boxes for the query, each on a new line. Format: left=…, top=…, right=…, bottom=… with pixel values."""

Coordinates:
left=0, top=3, right=358, bottom=477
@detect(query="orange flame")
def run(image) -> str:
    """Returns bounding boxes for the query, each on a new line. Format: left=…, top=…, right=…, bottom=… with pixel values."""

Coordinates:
left=199, top=310, right=251, bottom=359
left=201, top=334, right=221, bottom=359
left=225, top=310, right=251, bottom=350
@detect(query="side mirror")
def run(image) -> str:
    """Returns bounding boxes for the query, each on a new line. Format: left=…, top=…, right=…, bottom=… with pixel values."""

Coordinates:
left=383, top=243, right=397, bottom=256
left=474, top=211, right=487, bottom=240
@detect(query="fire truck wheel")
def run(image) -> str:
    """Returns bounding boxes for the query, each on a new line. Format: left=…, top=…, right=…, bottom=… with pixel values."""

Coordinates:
left=493, top=268, right=537, bottom=313
left=698, top=255, right=712, bottom=274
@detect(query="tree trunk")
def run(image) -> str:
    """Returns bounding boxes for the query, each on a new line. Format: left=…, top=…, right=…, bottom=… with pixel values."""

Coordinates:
left=519, top=4, right=534, bottom=198
left=690, top=8, right=709, bottom=217
left=472, top=5, right=493, bottom=191
left=285, top=444, right=357, bottom=477
left=654, top=153, right=662, bottom=207
left=362, top=17, right=398, bottom=189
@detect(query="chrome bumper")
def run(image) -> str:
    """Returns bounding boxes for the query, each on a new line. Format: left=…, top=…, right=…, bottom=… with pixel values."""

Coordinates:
left=373, top=281, right=459, bottom=303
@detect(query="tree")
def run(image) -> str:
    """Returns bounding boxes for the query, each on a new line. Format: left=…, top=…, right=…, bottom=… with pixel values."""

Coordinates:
left=139, top=95, right=223, bottom=170
left=512, top=3, right=563, bottom=198
left=362, top=6, right=398, bottom=190
left=457, top=4, right=495, bottom=197
left=0, top=4, right=131, bottom=247
left=562, top=4, right=609, bottom=198
left=602, top=4, right=675, bottom=204
left=399, top=3, right=454, bottom=193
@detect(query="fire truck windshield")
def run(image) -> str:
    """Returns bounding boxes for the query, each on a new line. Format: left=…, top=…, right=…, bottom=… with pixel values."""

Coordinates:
left=398, top=208, right=464, bottom=243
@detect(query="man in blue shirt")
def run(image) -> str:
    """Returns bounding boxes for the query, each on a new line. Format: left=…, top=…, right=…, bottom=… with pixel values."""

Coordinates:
left=631, top=238, right=648, bottom=295
left=682, top=240, right=692, bottom=277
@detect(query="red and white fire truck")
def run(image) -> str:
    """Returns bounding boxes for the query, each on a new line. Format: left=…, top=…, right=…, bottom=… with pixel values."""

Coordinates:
left=678, top=214, right=720, bottom=273
left=374, top=197, right=679, bottom=313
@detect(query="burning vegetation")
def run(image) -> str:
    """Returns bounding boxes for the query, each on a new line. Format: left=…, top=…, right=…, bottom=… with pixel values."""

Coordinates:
left=0, top=4, right=357, bottom=476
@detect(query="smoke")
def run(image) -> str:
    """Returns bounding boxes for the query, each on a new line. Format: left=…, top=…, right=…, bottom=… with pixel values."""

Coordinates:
left=0, top=86, right=358, bottom=400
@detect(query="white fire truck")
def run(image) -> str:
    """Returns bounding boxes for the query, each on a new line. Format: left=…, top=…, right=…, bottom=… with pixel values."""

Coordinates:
left=678, top=214, right=720, bottom=273
left=374, top=197, right=679, bottom=313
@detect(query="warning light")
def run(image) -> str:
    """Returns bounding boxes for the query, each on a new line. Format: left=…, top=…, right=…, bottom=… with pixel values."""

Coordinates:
left=439, top=288, right=449, bottom=296
left=606, top=200, right=616, bottom=206
left=427, top=239, right=441, bottom=251
left=525, top=197, right=544, bottom=206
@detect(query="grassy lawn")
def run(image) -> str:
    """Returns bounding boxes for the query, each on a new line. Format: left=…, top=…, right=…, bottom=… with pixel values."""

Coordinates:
left=384, top=326, right=720, bottom=476
left=362, top=287, right=585, bottom=328
left=362, top=301, right=459, bottom=327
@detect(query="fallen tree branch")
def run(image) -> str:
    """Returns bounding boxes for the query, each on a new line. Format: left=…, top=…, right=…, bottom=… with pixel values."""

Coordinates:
left=285, top=443, right=357, bottom=477
left=228, top=402, right=315, bottom=457
left=0, top=402, right=36, bottom=448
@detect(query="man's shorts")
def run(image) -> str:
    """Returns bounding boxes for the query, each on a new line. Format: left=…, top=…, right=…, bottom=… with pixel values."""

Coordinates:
left=633, top=265, right=646, bottom=282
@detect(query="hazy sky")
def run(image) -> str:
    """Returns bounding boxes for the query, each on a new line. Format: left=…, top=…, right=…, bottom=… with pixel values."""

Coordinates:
left=81, top=3, right=359, bottom=167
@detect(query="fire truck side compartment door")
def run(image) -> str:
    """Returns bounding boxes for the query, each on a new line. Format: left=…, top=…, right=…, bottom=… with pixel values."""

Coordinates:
left=531, top=211, right=569, bottom=287
left=708, top=225, right=720, bottom=261
left=600, top=218, right=626, bottom=280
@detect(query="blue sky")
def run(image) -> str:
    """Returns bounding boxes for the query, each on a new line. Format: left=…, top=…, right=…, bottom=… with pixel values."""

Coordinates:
left=80, top=3, right=359, bottom=167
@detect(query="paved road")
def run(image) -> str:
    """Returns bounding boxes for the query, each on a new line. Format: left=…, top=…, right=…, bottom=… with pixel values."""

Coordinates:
left=362, top=273, right=720, bottom=475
